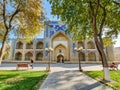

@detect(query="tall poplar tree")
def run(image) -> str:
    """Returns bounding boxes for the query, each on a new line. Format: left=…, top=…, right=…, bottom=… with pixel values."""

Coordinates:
left=49, top=0, right=120, bottom=81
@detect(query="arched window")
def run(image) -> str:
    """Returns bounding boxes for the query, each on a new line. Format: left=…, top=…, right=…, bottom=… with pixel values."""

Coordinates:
left=36, top=42, right=43, bottom=49
left=87, top=41, right=95, bottom=49
left=88, top=52, right=96, bottom=61
left=25, top=52, right=33, bottom=60
left=36, top=52, right=43, bottom=61
left=16, top=41, right=23, bottom=49
left=26, top=42, right=33, bottom=49
left=78, top=41, right=84, bottom=49
left=15, top=52, right=22, bottom=60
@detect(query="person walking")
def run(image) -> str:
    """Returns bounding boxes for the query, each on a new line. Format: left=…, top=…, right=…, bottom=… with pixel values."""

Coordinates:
left=30, top=59, right=34, bottom=69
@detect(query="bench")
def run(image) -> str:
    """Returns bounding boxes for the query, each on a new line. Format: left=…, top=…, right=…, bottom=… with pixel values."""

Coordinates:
left=16, top=63, right=29, bottom=70
left=109, top=63, right=118, bottom=70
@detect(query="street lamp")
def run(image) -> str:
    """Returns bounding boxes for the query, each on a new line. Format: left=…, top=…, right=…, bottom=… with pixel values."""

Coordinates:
left=45, top=46, right=53, bottom=72
left=74, top=47, right=83, bottom=72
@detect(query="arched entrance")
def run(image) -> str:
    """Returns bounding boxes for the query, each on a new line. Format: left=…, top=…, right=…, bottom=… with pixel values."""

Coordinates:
left=51, top=31, right=70, bottom=61
left=57, top=54, right=64, bottom=63
left=54, top=44, right=67, bottom=62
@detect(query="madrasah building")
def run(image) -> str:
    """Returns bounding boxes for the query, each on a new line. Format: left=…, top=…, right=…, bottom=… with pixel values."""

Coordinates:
left=9, top=21, right=114, bottom=63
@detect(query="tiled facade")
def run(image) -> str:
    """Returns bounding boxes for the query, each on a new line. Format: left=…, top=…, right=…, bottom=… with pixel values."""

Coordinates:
left=10, top=21, right=114, bottom=63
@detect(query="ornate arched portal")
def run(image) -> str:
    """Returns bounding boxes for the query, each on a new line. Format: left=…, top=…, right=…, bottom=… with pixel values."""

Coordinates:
left=54, top=44, right=66, bottom=62
left=51, top=31, right=70, bottom=61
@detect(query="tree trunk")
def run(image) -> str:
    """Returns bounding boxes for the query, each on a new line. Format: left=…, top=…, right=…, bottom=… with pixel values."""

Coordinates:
left=95, top=38, right=110, bottom=81
left=92, top=17, right=110, bottom=81
left=0, top=41, right=6, bottom=64
left=0, top=31, right=8, bottom=65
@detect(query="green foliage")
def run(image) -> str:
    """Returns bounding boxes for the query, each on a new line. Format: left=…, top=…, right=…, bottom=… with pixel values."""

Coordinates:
left=0, top=70, right=48, bottom=90
left=103, top=37, right=114, bottom=47
left=49, top=0, right=120, bottom=44
left=85, top=70, right=120, bottom=89
left=0, top=0, right=44, bottom=42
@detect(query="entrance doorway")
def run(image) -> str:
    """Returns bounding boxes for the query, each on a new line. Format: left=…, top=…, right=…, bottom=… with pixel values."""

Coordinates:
left=57, top=54, right=64, bottom=63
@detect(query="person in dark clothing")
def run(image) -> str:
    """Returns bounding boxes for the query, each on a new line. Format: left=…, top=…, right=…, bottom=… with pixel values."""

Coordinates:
left=62, top=59, right=64, bottom=63
left=30, top=59, right=34, bottom=69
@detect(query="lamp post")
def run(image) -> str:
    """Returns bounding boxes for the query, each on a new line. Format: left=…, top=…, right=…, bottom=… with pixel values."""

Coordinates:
left=45, top=47, right=53, bottom=72
left=74, top=47, right=83, bottom=72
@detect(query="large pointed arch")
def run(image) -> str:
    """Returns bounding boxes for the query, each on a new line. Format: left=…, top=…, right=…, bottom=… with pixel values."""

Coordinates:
left=51, top=31, right=70, bottom=61
left=51, top=31, right=70, bottom=41
left=51, top=31, right=70, bottom=47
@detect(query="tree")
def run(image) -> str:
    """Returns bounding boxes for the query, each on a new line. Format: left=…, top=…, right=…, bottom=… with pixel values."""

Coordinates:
left=49, top=0, right=120, bottom=81
left=2, top=43, right=10, bottom=60
left=0, top=0, right=44, bottom=64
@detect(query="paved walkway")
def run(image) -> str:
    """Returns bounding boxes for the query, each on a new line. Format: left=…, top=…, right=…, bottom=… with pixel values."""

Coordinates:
left=39, top=64, right=113, bottom=90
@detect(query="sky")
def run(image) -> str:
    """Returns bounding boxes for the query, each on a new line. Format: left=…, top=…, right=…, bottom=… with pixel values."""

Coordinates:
left=114, top=35, right=120, bottom=47
left=33, top=0, right=58, bottom=38
left=42, top=0, right=120, bottom=47
left=0, top=0, right=120, bottom=47
left=43, top=0, right=58, bottom=21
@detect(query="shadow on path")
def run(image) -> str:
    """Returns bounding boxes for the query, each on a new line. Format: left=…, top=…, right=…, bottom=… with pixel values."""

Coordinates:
left=40, top=70, right=112, bottom=90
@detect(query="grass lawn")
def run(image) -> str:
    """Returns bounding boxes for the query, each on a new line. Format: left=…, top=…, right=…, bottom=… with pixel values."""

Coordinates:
left=84, top=70, right=120, bottom=90
left=0, top=70, right=48, bottom=90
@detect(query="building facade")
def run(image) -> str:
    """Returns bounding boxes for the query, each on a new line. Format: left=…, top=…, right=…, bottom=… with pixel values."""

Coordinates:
left=10, top=21, right=114, bottom=63
left=114, top=47, right=120, bottom=62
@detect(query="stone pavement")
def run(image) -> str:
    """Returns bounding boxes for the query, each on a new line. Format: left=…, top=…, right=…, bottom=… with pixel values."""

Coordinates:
left=39, top=64, right=113, bottom=90
left=39, top=70, right=113, bottom=90
left=0, top=63, right=105, bottom=71
left=0, top=63, right=119, bottom=71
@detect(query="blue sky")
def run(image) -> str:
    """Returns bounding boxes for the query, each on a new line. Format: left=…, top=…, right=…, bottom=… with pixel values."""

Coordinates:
left=42, top=0, right=120, bottom=47
left=1, top=0, right=120, bottom=47
left=43, top=0, right=58, bottom=21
